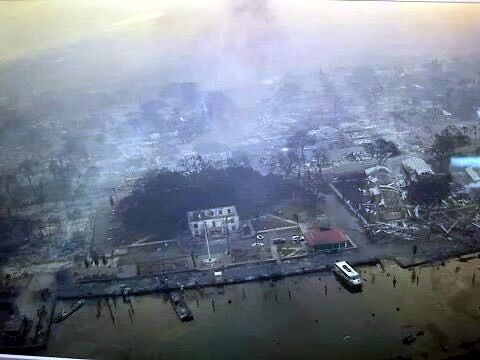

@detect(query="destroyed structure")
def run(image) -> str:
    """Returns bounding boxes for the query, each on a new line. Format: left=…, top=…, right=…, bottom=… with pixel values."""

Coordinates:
left=402, top=157, right=435, bottom=183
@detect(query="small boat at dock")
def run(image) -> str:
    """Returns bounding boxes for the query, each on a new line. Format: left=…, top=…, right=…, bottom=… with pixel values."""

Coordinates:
left=169, top=292, right=193, bottom=322
left=53, top=299, right=86, bottom=323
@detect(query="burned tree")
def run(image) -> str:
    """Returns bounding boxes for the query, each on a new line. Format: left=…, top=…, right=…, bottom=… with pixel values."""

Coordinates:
left=287, top=130, right=315, bottom=166
left=431, top=126, right=471, bottom=171
left=260, top=150, right=299, bottom=177
left=178, top=154, right=212, bottom=174
left=18, top=159, right=40, bottom=199
left=364, top=138, right=400, bottom=165
left=311, top=148, right=330, bottom=177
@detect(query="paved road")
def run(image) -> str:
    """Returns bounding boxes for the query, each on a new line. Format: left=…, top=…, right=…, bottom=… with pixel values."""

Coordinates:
left=322, top=193, right=369, bottom=249
left=92, top=200, right=114, bottom=255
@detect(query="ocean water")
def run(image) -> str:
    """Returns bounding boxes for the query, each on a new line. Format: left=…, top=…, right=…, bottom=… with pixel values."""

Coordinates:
left=45, top=258, right=480, bottom=360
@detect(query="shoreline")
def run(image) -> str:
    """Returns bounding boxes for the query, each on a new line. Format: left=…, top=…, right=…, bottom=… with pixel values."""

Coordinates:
left=55, top=248, right=480, bottom=300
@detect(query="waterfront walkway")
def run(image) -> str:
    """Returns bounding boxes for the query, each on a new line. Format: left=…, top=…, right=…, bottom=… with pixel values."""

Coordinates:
left=56, top=243, right=480, bottom=299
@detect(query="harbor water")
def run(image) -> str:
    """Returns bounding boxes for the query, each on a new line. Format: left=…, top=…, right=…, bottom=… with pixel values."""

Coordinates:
left=44, top=258, right=480, bottom=360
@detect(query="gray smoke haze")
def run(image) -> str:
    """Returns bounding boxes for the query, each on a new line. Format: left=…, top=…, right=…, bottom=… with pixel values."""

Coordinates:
left=0, top=0, right=479, bottom=99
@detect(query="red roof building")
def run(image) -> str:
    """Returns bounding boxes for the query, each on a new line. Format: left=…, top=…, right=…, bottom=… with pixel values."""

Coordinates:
left=304, top=228, right=350, bottom=251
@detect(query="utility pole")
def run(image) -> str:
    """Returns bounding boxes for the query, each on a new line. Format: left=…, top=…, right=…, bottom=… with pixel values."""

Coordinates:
left=225, top=215, right=230, bottom=255
left=203, top=221, right=212, bottom=261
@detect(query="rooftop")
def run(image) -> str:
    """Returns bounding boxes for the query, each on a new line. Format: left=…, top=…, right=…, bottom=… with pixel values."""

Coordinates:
left=187, top=205, right=237, bottom=222
left=335, top=261, right=359, bottom=277
left=465, top=167, right=480, bottom=183
left=304, top=228, right=348, bottom=247
left=365, top=166, right=391, bottom=177
left=402, top=157, right=434, bottom=176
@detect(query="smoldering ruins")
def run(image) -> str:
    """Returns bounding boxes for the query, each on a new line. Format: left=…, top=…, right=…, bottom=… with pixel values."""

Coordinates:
left=1, top=0, right=480, bottom=357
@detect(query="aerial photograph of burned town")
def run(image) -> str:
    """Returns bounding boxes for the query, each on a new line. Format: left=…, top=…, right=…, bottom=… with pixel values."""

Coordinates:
left=1, top=0, right=480, bottom=359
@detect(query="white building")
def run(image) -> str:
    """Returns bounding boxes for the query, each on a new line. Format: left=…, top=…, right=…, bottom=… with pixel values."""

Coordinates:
left=187, top=205, right=240, bottom=237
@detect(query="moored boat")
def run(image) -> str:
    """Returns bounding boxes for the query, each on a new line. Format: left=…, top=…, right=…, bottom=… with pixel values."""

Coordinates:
left=53, top=299, right=86, bottom=323
left=333, top=261, right=363, bottom=290
left=170, top=292, right=193, bottom=322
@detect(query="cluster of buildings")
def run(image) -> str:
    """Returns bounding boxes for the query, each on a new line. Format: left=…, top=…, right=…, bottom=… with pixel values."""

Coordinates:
left=186, top=203, right=354, bottom=258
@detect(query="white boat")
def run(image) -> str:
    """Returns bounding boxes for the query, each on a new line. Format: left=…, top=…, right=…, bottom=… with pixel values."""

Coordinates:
left=333, top=261, right=362, bottom=289
left=53, top=299, right=86, bottom=323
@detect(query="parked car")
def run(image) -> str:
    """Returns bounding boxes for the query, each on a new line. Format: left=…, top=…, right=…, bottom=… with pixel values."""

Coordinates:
left=272, top=238, right=286, bottom=244
left=291, top=235, right=305, bottom=242
left=256, top=234, right=265, bottom=240
left=251, top=242, right=264, bottom=247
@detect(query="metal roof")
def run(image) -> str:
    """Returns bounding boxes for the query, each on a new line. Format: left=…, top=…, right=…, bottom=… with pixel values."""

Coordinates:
left=304, top=228, right=348, bottom=247
left=334, top=261, right=359, bottom=277
left=402, top=157, right=434, bottom=176
left=466, top=167, right=480, bottom=182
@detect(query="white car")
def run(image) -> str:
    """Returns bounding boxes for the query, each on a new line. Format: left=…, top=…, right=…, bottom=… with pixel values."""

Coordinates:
left=291, top=235, right=305, bottom=242
left=251, top=242, right=264, bottom=247
left=256, top=234, right=265, bottom=240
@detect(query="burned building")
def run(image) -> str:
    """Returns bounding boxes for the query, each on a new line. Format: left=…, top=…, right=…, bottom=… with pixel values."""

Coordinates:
left=364, top=166, right=406, bottom=223
left=0, top=301, right=27, bottom=345
left=402, top=157, right=434, bottom=183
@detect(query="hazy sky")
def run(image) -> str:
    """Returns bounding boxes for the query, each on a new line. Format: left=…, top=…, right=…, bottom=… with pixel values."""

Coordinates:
left=1, top=0, right=479, bottom=93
